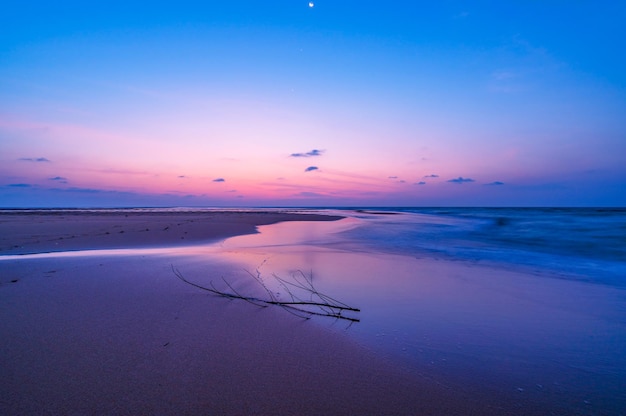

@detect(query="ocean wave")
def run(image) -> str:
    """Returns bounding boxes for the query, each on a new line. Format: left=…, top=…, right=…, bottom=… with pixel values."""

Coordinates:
left=336, top=208, right=626, bottom=286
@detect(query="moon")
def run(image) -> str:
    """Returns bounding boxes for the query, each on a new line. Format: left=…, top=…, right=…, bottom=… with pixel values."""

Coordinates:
left=308, top=2, right=314, bottom=7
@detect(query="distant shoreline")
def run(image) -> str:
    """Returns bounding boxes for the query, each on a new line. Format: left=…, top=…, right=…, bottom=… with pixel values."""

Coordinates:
left=0, top=210, right=344, bottom=255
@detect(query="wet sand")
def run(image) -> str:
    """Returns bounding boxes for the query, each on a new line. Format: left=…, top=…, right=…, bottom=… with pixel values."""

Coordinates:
left=2, top=256, right=464, bottom=415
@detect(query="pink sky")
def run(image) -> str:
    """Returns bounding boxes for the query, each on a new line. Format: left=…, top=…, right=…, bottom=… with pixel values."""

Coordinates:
left=1, top=2, right=625, bottom=206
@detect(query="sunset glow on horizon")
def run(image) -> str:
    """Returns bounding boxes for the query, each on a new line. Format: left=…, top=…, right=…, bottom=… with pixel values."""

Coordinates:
left=1, top=1, right=625, bottom=207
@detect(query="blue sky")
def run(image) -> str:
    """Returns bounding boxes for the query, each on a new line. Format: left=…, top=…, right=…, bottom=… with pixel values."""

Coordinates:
left=1, top=1, right=625, bottom=207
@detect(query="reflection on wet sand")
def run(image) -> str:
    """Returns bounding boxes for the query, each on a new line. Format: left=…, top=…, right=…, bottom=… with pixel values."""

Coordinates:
left=216, top=216, right=626, bottom=415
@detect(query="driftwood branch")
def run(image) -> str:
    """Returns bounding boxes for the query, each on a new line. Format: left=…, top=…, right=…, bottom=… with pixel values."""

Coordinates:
left=172, top=265, right=360, bottom=323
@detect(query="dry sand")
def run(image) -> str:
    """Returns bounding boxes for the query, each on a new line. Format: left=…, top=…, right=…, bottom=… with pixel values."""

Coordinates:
left=0, top=210, right=344, bottom=255
left=0, top=211, right=542, bottom=415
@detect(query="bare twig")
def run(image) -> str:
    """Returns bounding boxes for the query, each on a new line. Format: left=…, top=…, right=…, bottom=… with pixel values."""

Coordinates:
left=172, top=265, right=360, bottom=323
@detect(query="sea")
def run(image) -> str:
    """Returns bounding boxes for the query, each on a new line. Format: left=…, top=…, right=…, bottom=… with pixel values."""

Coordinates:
left=336, top=207, right=626, bottom=286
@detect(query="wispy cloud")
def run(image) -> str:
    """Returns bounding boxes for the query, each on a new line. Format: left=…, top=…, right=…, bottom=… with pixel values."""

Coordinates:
left=447, top=177, right=475, bottom=184
left=388, top=175, right=407, bottom=184
left=423, top=174, right=439, bottom=178
left=291, top=149, right=324, bottom=158
left=19, top=157, right=50, bottom=162
left=6, top=183, right=33, bottom=188
left=485, top=181, right=505, bottom=186
left=64, top=187, right=106, bottom=194
left=212, top=178, right=226, bottom=182
left=415, top=181, right=426, bottom=185
left=304, top=166, right=319, bottom=172
left=49, top=176, right=68, bottom=184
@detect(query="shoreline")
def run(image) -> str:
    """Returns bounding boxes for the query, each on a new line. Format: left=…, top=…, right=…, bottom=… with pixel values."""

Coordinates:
left=0, top=210, right=344, bottom=255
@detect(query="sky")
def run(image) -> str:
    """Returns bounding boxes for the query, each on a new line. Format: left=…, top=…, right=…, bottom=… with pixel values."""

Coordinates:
left=1, top=1, right=625, bottom=207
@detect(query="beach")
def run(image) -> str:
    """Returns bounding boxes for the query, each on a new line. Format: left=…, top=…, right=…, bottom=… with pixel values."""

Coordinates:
left=0, top=210, right=344, bottom=255
left=1, top=209, right=624, bottom=415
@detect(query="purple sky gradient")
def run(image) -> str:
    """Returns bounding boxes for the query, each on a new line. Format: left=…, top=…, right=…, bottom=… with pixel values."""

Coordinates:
left=1, top=1, right=625, bottom=207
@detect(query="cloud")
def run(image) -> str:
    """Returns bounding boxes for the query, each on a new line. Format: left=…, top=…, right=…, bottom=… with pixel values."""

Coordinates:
left=415, top=181, right=426, bottom=185
left=388, top=176, right=406, bottom=183
left=212, top=178, right=225, bottom=182
left=6, top=183, right=33, bottom=188
left=49, top=176, right=68, bottom=183
left=447, top=177, right=475, bottom=184
left=304, top=166, right=319, bottom=172
left=19, top=157, right=50, bottom=162
left=64, top=187, right=105, bottom=194
left=485, top=181, right=505, bottom=186
left=178, top=175, right=187, bottom=179
left=290, top=149, right=324, bottom=158
left=423, top=174, right=439, bottom=178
